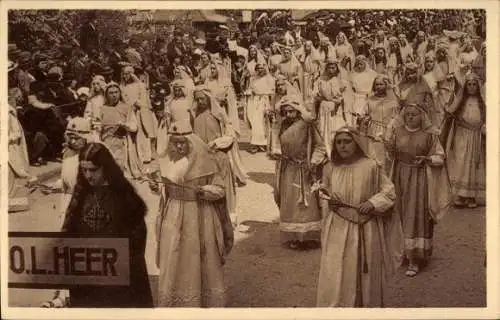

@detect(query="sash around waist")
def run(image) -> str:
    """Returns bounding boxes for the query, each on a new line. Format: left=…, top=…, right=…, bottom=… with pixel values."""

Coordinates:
left=165, top=183, right=199, bottom=201
left=456, top=118, right=482, bottom=132
left=396, top=152, right=426, bottom=167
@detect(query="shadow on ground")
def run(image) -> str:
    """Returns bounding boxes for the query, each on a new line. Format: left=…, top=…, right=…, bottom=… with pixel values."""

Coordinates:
left=225, top=220, right=321, bottom=307
left=247, top=172, right=275, bottom=188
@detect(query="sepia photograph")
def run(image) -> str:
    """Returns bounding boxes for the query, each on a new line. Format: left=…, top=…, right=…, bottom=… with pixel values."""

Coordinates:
left=1, top=1, right=498, bottom=319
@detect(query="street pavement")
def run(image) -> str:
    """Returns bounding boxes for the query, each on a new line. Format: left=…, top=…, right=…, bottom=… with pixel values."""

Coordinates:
left=7, top=123, right=486, bottom=308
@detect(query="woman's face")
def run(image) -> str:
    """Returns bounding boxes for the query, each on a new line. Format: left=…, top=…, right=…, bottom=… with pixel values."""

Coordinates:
left=305, top=42, right=312, bottom=53
left=256, top=64, right=266, bottom=76
left=123, top=68, right=134, bottom=82
left=106, top=87, right=121, bottom=105
left=334, top=133, right=358, bottom=160
left=403, top=106, right=422, bottom=129
left=337, top=34, right=345, bottom=44
left=169, top=136, right=190, bottom=157
left=466, top=80, right=479, bottom=95
left=263, top=47, right=271, bottom=58
left=173, top=86, right=184, bottom=98
left=210, top=64, right=218, bottom=77
left=249, top=47, right=257, bottom=58
left=65, top=133, right=86, bottom=151
left=92, top=81, right=102, bottom=93
left=405, top=68, right=418, bottom=82
left=174, top=68, right=181, bottom=78
left=355, top=60, right=366, bottom=72
left=276, top=81, right=287, bottom=95
left=283, top=49, right=292, bottom=60
left=201, top=53, right=210, bottom=66
left=424, top=58, right=435, bottom=72
left=326, top=63, right=339, bottom=76
left=80, top=160, right=107, bottom=187
left=373, top=78, right=387, bottom=95
left=376, top=49, right=385, bottom=59
left=194, top=92, right=209, bottom=108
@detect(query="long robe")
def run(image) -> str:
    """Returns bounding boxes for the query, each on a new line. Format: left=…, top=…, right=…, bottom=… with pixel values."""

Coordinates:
left=278, top=58, right=302, bottom=92
left=274, top=119, right=325, bottom=242
left=435, top=60, right=459, bottom=124
left=156, top=152, right=229, bottom=307
left=313, top=75, right=353, bottom=156
left=121, top=80, right=157, bottom=163
left=100, top=101, right=143, bottom=178
left=62, top=186, right=153, bottom=308
left=389, top=126, right=451, bottom=263
left=396, top=79, right=439, bottom=125
left=193, top=109, right=240, bottom=221
left=246, top=74, right=275, bottom=146
left=360, top=94, right=399, bottom=172
left=8, top=104, right=30, bottom=212
left=443, top=96, right=485, bottom=204
left=350, top=69, right=378, bottom=118
left=317, top=158, right=399, bottom=307
left=84, top=94, right=105, bottom=140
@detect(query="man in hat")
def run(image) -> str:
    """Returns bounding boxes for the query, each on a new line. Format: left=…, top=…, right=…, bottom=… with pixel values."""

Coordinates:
left=27, top=67, right=77, bottom=160
left=274, top=96, right=327, bottom=250
left=124, top=38, right=144, bottom=67
left=15, top=51, right=36, bottom=98
left=8, top=43, right=22, bottom=62
left=79, top=11, right=100, bottom=55
left=167, top=28, right=188, bottom=64
left=150, top=119, right=233, bottom=307
left=193, top=38, right=207, bottom=56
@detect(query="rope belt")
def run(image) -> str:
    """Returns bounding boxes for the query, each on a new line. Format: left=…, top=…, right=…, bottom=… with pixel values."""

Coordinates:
left=281, top=156, right=309, bottom=207
left=333, top=205, right=373, bottom=274
left=332, top=203, right=374, bottom=306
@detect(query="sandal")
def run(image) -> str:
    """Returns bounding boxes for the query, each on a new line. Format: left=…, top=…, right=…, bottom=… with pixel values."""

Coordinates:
left=405, top=264, right=419, bottom=277
left=248, top=146, right=258, bottom=154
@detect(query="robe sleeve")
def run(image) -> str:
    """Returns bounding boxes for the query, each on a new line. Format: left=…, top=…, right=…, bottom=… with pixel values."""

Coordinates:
left=135, top=82, right=149, bottom=109
left=125, top=108, right=138, bottom=132
left=319, top=162, right=333, bottom=218
left=367, top=165, right=396, bottom=214
left=427, top=134, right=445, bottom=166
left=8, top=112, right=22, bottom=142
left=84, top=100, right=93, bottom=118
left=310, top=124, right=327, bottom=165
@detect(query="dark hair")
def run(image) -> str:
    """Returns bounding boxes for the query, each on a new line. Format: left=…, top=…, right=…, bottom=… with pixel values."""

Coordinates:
left=62, top=143, right=146, bottom=232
